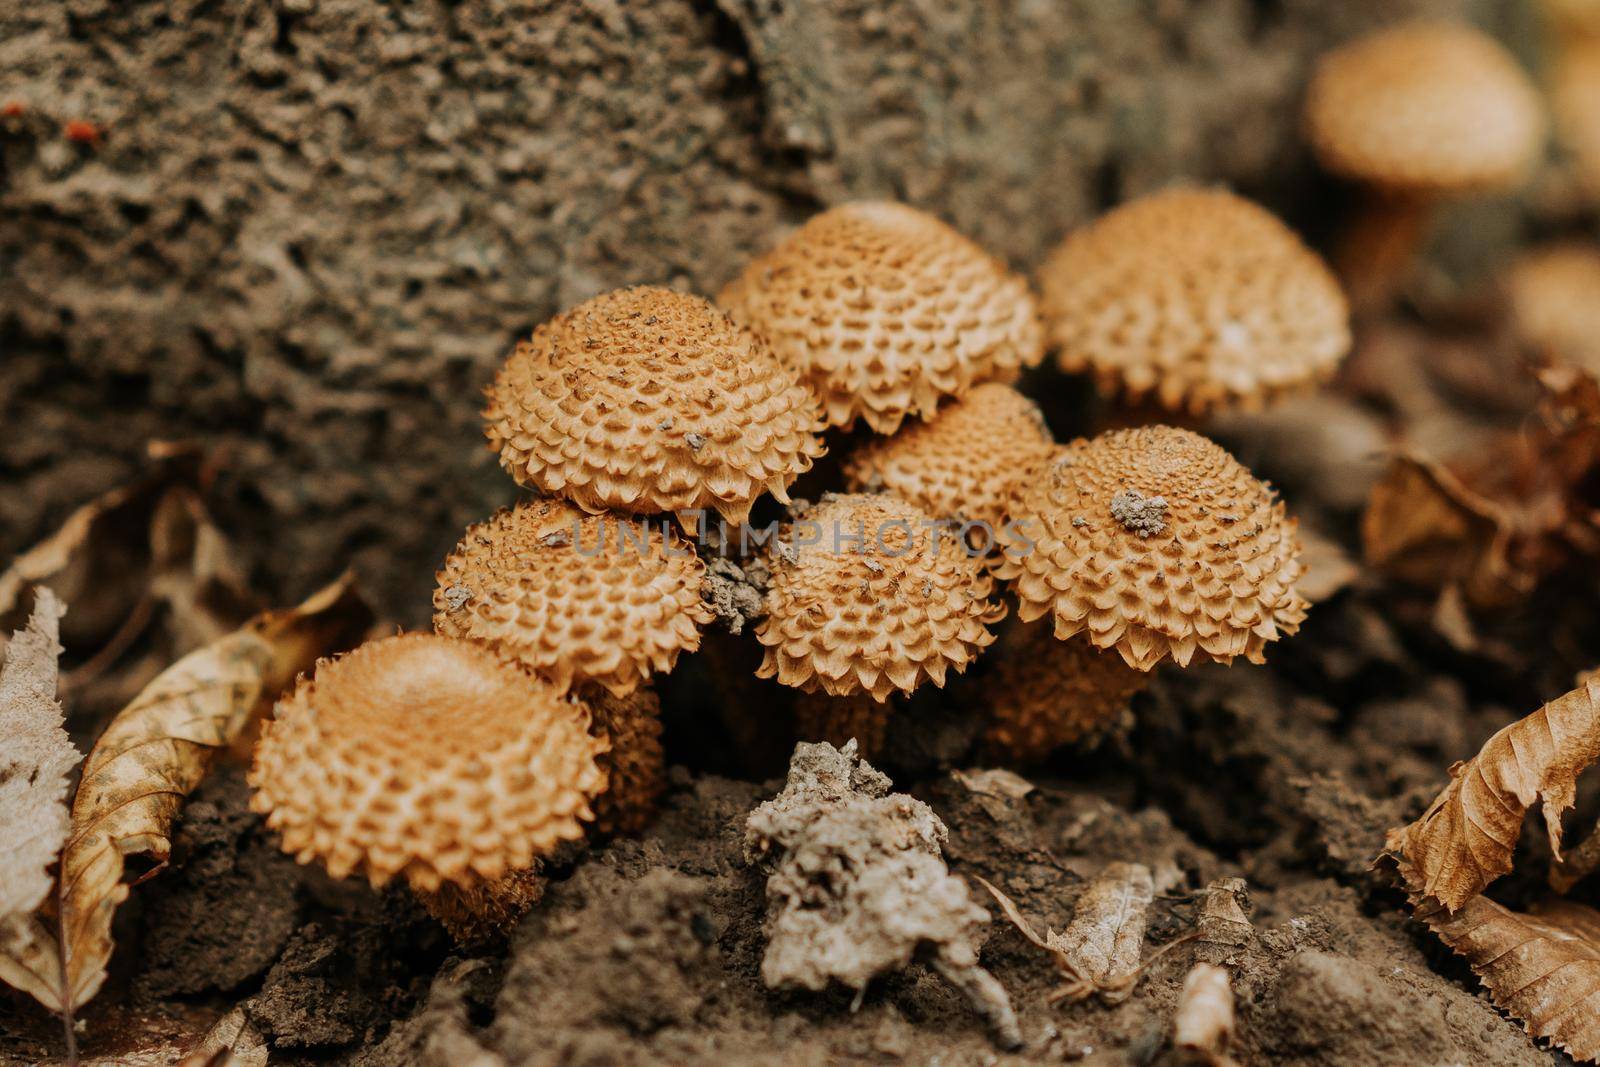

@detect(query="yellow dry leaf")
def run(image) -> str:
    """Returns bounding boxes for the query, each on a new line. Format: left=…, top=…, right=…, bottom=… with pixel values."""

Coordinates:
left=1384, top=679, right=1600, bottom=912
left=1401, top=861, right=1600, bottom=1062
left=48, top=574, right=371, bottom=1011
left=0, top=589, right=80, bottom=1011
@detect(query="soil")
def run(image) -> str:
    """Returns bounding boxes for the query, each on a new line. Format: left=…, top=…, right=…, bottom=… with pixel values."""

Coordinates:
left=4, top=1, right=1597, bottom=1065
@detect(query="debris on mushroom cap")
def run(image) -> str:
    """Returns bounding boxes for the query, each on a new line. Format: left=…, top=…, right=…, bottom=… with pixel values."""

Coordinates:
left=842, top=382, right=1056, bottom=531
left=1555, top=42, right=1600, bottom=199
left=1303, top=22, right=1545, bottom=195
left=432, top=499, right=713, bottom=698
left=1505, top=244, right=1600, bottom=374
left=1037, top=188, right=1350, bottom=414
left=717, top=201, right=1044, bottom=434
left=485, top=285, right=826, bottom=527
left=793, top=690, right=893, bottom=759
left=586, top=686, right=667, bottom=836
left=996, top=426, right=1308, bottom=671
left=756, top=493, right=1004, bottom=702
left=248, top=633, right=606, bottom=892
left=980, top=620, right=1148, bottom=762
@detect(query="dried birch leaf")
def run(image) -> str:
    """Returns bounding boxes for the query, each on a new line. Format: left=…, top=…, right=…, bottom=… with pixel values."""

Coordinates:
left=1384, top=679, right=1600, bottom=911
left=1195, top=877, right=1253, bottom=965
left=0, top=588, right=81, bottom=1009
left=1173, top=962, right=1237, bottom=1066
left=1400, top=860, right=1600, bottom=1062
left=54, top=575, right=371, bottom=1009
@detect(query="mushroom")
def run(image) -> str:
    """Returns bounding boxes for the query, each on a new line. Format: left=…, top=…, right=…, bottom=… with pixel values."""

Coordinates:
left=996, top=426, right=1307, bottom=671
left=1037, top=187, right=1350, bottom=415
left=842, top=382, right=1056, bottom=535
left=587, top=686, right=667, bottom=836
left=1505, top=244, right=1600, bottom=374
left=1554, top=40, right=1600, bottom=202
left=485, top=285, right=826, bottom=528
left=248, top=633, right=606, bottom=937
left=1303, top=21, right=1546, bottom=309
left=756, top=493, right=1005, bottom=703
left=978, top=619, right=1149, bottom=763
left=433, top=499, right=713, bottom=697
left=792, top=690, right=894, bottom=759
left=717, top=202, right=1044, bottom=434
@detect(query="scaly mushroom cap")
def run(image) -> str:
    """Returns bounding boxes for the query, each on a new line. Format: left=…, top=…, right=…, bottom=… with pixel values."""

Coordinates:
left=996, top=427, right=1308, bottom=671
left=1038, top=188, right=1350, bottom=414
left=842, top=382, right=1056, bottom=530
left=980, top=621, right=1149, bottom=763
left=1505, top=244, right=1600, bottom=374
left=717, top=202, right=1044, bottom=433
left=417, top=868, right=548, bottom=944
left=1303, top=22, right=1545, bottom=195
left=485, top=286, right=826, bottom=526
left=756, top=493, right=1004, bottom=701
left=433, top=499, right=713, bottom=698
left=249, top=633, right=606, bottom=892
left=587, top=687, right=667, bottom=836
left=1555, top=41, right=1600, bottom=198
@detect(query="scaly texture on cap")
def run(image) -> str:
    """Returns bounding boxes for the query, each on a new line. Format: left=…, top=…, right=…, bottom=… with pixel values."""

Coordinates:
left=979, top=622, right=1148, bottom=763
left=756, top=494, right=1004, bottom=701
left=1555, top=41, right=1600, bottom=198
left=1506, top=245, right=1600, bottom=374
left=842, top=383, right=1056, bottom=530
left=1304, top=22, right=1544, bottom=195
left=587, top=687, right=667, bottom=836
left=1038, top=188, right=1350, bottom=414
left=433, top=499, right=713, bottom=698
left=996, top=427, right=1307, bottom=671
left=249, top=633, right=606, bottom=892
left=793, top=691, right=893, bottom=759
left=717, top=202, right=1044, bottom=433
left=485, top=286, right=826, bottom=526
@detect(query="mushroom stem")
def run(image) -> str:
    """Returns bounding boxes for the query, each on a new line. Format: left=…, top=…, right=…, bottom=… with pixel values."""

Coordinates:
left=584, top=686, right=668, bottom=836
left=1333, top=192, right=1433, bottom=314
left=414, top=866, right=549, bottom=944
left=793, top=691, right=893, bottom=759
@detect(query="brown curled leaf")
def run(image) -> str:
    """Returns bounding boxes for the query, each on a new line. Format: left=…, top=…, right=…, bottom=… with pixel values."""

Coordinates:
left=1360, top=452, right=1525, bottom=609
left=54, top=574, right=371, bottom=1010
left=1400, top=860, right=1600, bottom=1062
left=1385, top=679, right=1600, bottom=911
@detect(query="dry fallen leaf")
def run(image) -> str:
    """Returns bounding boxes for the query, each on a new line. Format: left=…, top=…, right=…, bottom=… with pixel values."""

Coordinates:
left=27, top=575, right=371, bottom=1012
left=1172, top=962, right=1237, bottom=1066
left=978, top=863, right=1191, bottom=1005
left=1385, top=679, right=1600, bottom=911
left=1194, top=877, right=1253, bottom=965
left=1361, top=452, right=1525, bottom=609
left=0, top=588, right=81, bottom=1011
left=1401, top=860, right=1600, bottom=1062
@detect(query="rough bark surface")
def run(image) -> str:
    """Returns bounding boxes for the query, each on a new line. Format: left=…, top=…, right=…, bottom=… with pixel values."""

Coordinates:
left=0, top=0, right=1517, bottom=620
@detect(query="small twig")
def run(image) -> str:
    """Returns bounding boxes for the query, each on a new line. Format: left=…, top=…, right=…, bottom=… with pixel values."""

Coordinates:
left=1551, top=815, right=1600, bottom=894
left=61, top=594, right=156, bottom=696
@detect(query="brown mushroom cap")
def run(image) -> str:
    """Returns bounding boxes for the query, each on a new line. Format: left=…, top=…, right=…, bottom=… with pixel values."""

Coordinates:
left=842, top=382, right=1056, bottom=531
left=1304, top=22, right=1545, bottom=195
left=996, top=427, right=1307, bottom=671
left=248, top=633, right=605, bottom=892
left=485, top=286, right=826, bottom=526
left=756, top=493, right=1004, bottom=701
left=433, top=499, right=713, bottom=697
left=717, top=202, right=1044, bottom=434
left=1038, top=188, right=1350, bottom=414
left=587, top=686, right=667, bottom=836
left=1506, top=244, right=1600, bottom=374
left=979, top=621, right=1148, bottom=763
